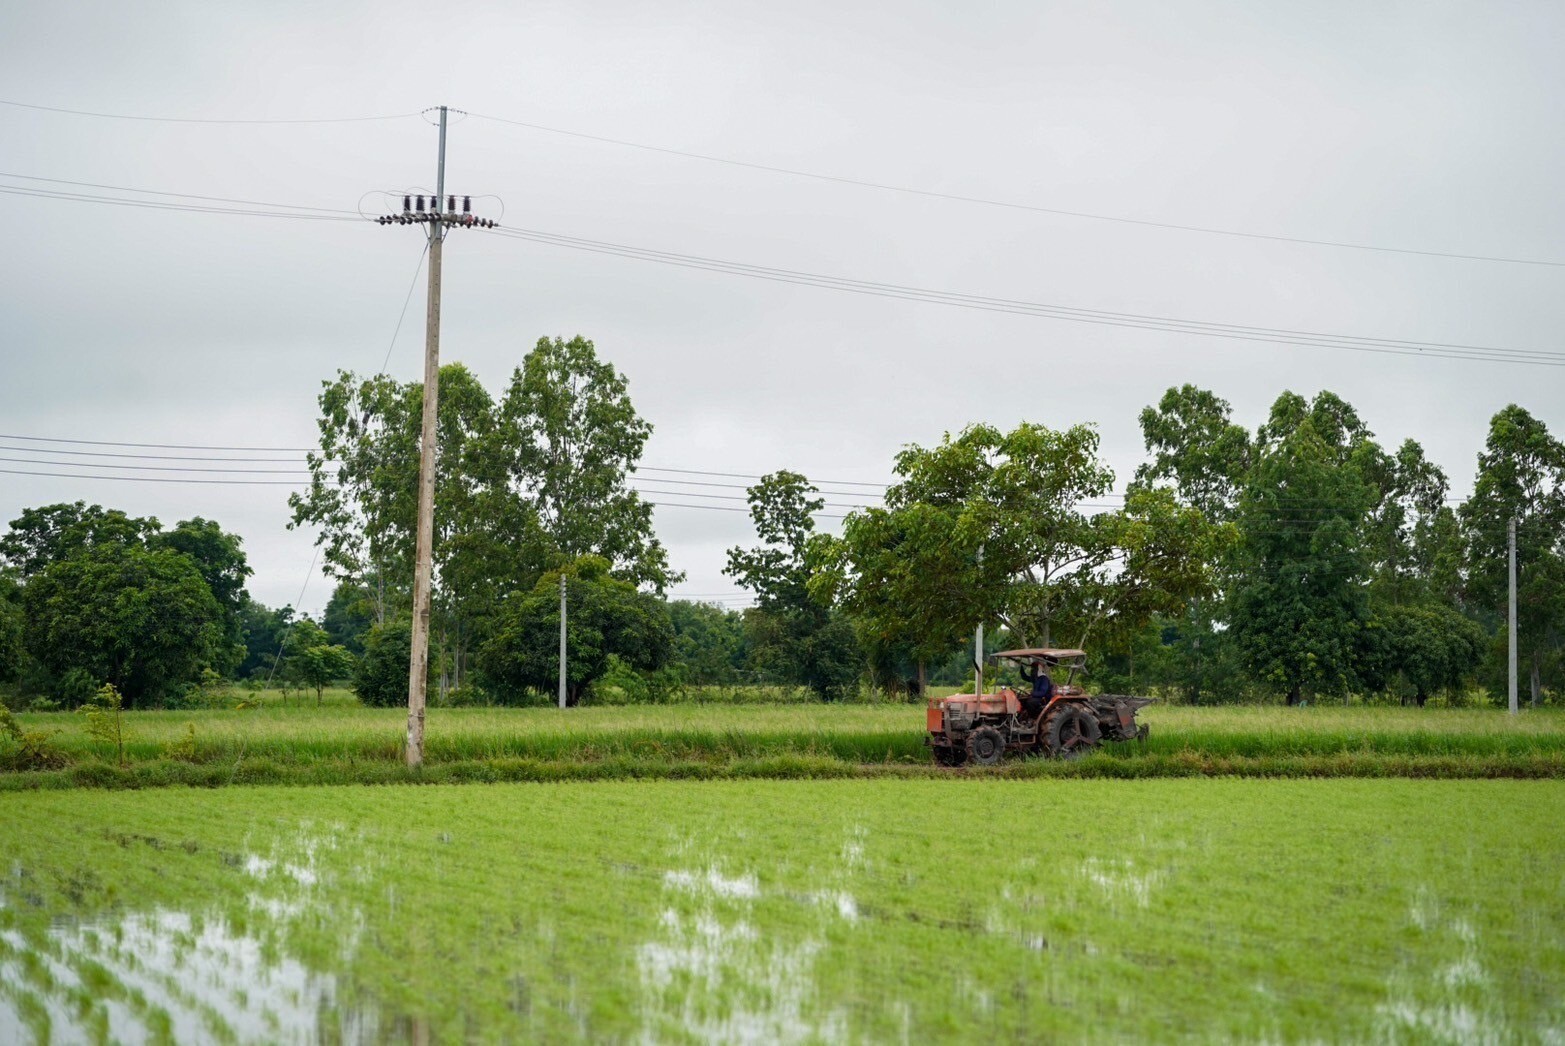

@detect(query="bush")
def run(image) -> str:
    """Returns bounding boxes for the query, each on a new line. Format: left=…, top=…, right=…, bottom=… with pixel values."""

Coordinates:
left=355, top=620, right=418, bottom=707
left=55, top=668, right=100, bottom=708
left=595, top=656, right=687, bottom=704
left=0, top=705, right=68, bottom=771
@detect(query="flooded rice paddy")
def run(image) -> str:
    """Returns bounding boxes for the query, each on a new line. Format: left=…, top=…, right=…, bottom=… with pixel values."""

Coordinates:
left=1, top=779, right=1561, bottom=1042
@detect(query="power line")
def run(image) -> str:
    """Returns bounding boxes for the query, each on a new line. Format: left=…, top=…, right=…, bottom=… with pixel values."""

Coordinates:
left=0, top=467, right=850, bottom=518
left=0, top=455, right=314, bottom=475
left=379, top=241, right=430, bottom=374
left=489, top=226, right=1564, bottom=367
left=635, top=464, right=889, bottom=489
left=0, top=98, right=419, bottom=125
left=0, top=433, right=316, bottom=452
left=467, top=110, right=1565, bottom=269
left=0, top=444, right=302, bottom=463
left=11, top=165, right=1554, bottom=365
left=0, top=184, right=358, bottom=222
left=0, top=171, right=363, bottom=214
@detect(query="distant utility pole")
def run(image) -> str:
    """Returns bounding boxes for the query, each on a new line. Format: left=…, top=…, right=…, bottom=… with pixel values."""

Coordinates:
left=375, top=105, right=499, bottom=768
left=1508, top=516, right=1518, bottom=715
left=559, top=575, right=568, bottom=709
left=973, top=541, right=984, bottom=697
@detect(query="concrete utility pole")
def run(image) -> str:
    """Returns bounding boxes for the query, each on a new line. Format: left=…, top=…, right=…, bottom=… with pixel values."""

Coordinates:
left=558, top=574, right=568, bottom=709
left=1508, top=516, right=1518, bottom=716
left=403, top=105, right=448, bottom=768
left=373, top=105, right=499, bottom=768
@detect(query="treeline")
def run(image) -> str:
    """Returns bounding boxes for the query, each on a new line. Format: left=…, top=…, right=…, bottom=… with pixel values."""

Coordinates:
left=1, top=335, right=1559, bottom=710
left=799, top=387, right=1563, bottom=706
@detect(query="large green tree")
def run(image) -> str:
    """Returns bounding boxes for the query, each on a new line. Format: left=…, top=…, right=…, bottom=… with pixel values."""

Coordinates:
left=868, top=422, right=1220, bottom=656
left=292, top=342, right=676, bottom=693
left=1460, top=405, right=1565, bottom=705
left=22, top=544, right=224, bottom=706
left=726, top=472, right=862, bottom=699
left=0, top=503, right=159, bottom=580
left=1228, top=414, right=1376, bottom=703
left=150, top=517, right=252, bottom=675
left=478, top=556, right=673, bottom=706
left=498, top=336, right=674, bottom=589
left=1133, top=384, right=1253, bottom=521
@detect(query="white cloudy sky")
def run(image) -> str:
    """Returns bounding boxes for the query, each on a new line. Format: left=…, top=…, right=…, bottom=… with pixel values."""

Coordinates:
left=2, top=0, right=1561, bottom=614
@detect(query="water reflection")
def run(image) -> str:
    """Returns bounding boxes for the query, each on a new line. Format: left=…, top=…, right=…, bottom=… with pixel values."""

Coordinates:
left=0, top=832, right=386, bottom=1045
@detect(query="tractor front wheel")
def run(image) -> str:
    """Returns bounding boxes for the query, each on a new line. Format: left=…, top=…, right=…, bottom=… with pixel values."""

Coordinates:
left=1045, top=705, right=1101, bottom=759
left=966, top=725, right=1006, bottom=766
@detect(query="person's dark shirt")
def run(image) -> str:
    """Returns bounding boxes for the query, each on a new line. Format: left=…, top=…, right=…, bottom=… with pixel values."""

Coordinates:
left=1019, top=663, right=1054, bottom=701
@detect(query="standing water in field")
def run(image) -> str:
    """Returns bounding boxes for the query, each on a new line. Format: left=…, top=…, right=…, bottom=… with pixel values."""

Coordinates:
left=0, top=780, right=1559, bottom=1043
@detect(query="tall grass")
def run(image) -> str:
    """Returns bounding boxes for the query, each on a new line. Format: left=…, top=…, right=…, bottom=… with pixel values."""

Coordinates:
left=4, top=703, right=1562, bottom=787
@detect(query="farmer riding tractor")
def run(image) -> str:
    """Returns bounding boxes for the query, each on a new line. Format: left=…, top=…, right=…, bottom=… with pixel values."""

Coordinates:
left=926, top=648, right=1151, bottom=766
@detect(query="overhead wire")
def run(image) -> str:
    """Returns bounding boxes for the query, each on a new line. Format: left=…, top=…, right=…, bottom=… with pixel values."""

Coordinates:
left=0, top=171, right=363, bottom=214
left=488, top=226, right=1565, bottom=366
left=0, top=183, right=359, bottom=222
left=5, top=167, right=1556, bottom=366
left=378, top=241, right=430, bottom=374
left=466, top=110, right=1565, bottom=269
left=0, top=98, right=419, bottom=125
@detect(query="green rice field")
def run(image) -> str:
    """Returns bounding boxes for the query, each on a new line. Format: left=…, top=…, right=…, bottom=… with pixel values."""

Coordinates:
left=1, top=779, right=1561, bottom=1042
left=5, top=702, right=1564, bottom=788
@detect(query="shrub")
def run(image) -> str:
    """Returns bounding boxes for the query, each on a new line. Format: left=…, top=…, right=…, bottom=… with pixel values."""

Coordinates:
left=0, top=705, right=68, bottom=771
left=355, top=620, right=418, bottom=707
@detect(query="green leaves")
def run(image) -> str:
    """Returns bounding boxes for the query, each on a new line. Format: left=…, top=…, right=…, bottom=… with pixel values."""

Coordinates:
left=23, top=543, right=225, bottom=707
left=477, top=556, right=674, bottom=706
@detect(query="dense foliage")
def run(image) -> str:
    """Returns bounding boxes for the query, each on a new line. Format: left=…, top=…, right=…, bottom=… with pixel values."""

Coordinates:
left=3, top=345, right=1559, bottom=708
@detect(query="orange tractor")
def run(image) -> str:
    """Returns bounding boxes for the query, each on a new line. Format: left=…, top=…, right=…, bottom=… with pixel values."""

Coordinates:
left=926, top=648, right=1151, bottom=766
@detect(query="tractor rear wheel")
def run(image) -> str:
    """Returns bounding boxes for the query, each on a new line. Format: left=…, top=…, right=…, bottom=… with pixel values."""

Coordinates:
left=966, top=725, right=1006, bottom=766
left=1045, top=704, right=1101, bottom=759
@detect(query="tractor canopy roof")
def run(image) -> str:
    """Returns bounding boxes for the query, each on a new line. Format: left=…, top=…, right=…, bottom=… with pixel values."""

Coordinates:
left=991, top=648, right=1086, bottom=665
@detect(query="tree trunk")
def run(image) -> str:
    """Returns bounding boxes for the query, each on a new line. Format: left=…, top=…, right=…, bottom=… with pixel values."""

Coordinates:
left=916, top=661, right=927, bottom=701
left=1532, top=650, right=1541, bottom=709
left=1286, top=685, right=1301, bottom=707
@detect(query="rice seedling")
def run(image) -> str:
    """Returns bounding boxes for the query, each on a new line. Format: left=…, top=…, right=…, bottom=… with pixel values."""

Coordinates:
left=0, top=779, right=1560, bottom=1041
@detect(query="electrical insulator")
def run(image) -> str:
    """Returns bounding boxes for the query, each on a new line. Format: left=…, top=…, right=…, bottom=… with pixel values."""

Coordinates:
left=416, top=196, right=425, bottom=212
left=447, top=195, right=455, bottom=212
left=403, top=195, right=411, bottom=212
left=462, top=196, right=471, bottom=213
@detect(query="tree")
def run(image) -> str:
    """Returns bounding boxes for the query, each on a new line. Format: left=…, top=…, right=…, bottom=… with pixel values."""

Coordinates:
left=667, top=601, right=748, bottom=686
left=1460, top=405, right=1565, bottom=706
left=0, top=502, right=158, bottom=580
left=1133, top=384, right=1253, bottom=521
left=354, top=619, right=416, bottom=708
left=726, top=472, right=862, bottom=699
left=809, top=501, right=976, bottom=695
left=289, top=638, right=356, bottom=701
left=1228, top=416, right=1376, bottom=704
left=478, top=556, right=673, bottom=706
left=322, top=581, right=376, bottom=655
left=1360, top=602, right=1485, bottom=706
left=292, top=344, right=677, bottom=694
left=497, top=335, right=676, bottom=589
left=284, top=619, right=357, bottom=706
left=23, top=543, right=224, bottom=707
left=0, top=577, right=24, bottom=685
left=237, top=598, right=294, bottom=679
left=150, top=517, right=252, bottom=675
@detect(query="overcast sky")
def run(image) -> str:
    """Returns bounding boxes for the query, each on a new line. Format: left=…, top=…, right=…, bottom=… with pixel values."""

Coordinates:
left=2, top=0, right=1561, bottom=615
